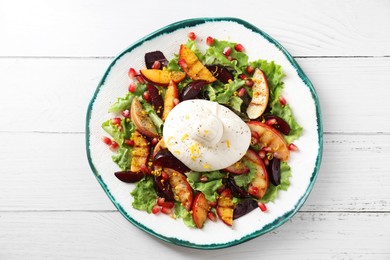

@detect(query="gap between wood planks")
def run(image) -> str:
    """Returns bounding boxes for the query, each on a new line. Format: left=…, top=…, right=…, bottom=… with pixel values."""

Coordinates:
left=0, top=55, right=390, bottom=59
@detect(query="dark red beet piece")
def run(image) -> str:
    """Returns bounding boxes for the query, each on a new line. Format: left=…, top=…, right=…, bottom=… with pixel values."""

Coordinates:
left=206, top=65, right=233, bottom=83
left=233, top=199, right=258, bottom=219
left=264, top=115, right=291, bottom=135
left=180, top=80, right=208, bottom=101
left=114, top=171, right=145, bottom=183
left=147, top=84, right=164, bottom=117
left=144, top=51, right=168, bottom=69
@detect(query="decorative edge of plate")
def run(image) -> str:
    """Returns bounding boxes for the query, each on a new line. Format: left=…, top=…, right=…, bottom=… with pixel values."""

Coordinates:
left=85, top=17, right=323, bottom=250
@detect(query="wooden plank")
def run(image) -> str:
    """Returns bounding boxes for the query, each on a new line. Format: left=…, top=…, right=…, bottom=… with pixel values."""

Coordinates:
left=1, top=132, right=389, bottom=212
left=0, top=57, right=389, bottom=133
left=0, top=211, right=388, bottom=259
left=0, top=0, right=389, bottom=57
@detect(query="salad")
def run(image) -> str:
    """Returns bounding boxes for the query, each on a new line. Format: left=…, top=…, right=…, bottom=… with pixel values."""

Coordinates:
left=101, top=32, right=302, bottom=228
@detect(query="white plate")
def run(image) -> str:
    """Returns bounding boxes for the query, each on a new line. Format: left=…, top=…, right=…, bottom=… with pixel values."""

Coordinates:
left=86, top=17, right=323, bottom=249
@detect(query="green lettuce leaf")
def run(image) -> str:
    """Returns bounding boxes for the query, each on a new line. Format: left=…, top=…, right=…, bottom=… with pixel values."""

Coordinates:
left=215, top=79, right=245, bottom=104
left=250, top=59, right=302, bottom=142
left=112, top=147, right=131, bottom=170
left=187, top=171, right=226, bottom=202
left=205, top=39, right=248, bottom=74
left=233, top=159, right=257, bottom=187
left=175, top=203, right=196, bottom=228
left=108, top=84, right=147, bottom=112
left=130, top=176, right=158, bottom=213
left=260, top=162, right=292, bottom=203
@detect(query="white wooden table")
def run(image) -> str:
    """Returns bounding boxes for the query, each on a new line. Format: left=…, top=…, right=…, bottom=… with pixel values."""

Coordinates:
left=1, top=0, right=389, bottom=259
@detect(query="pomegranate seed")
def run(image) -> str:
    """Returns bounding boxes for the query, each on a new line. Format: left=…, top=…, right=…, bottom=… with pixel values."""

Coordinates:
left=173, top=98, right=180, bottom=106
left=111, top=117, right=121, bottom=125
left=251, top=137, right=258, bottom=145
left=101, top=136, right=112, bottom=145
left=151, top=137, right=159, bottom=146
left=206, top=36, right=214, bottom=46
left=266, top=118, right=277, bottom=126
left=251, top=131, right=259, bottom=139
left=234, top=43, right=245, bottom=52
left=263, top=158, right=269, bottom=166
left=258, top=202, right=267, bottom=212
left=157, top=198, right=175, bottom=209
left=157, top=197, right=166, bottom=207
left=187, top=31, right=196, bottom=41
left=161, top=171, right=169, bottom=181
left=143, top=91, right=150, bottom=102
left=226, top=55, right=232, bottom=61
left=258, top=150, right=266, bottom=159
left=152, top=205, right=162, bottom=214
left=128, top=82, right=137, bottom=93
left=288, top=143, right=299, bottom=151
left=200, top=175, right=208, bottom=182
left=128, top=68, right=137, bottom=78
left=178, top=59, right=187, bottom=69
left=207, top=212, right=217, bottom=222
left=220, top=188, right=232, bottom=197
left=125, top=139, right=134, bottom=146
left=151, top=60, right=161, bottom=69
left=239, top=74, right=247, bottom=80
left=246, top=65, right=255, bottom=74
left=121, top=109, right=130, bottom=118
left=248, top=186, right=259, bottom=196
left=279, top=96, right=287, bottom=106
left=161, top=207, right=172, bottom=215
left=263, top=146, right=272, bottom=152
left=245, top=79, right=254, bottom=87
left=237, top=87, right=246, bottom=97
left=140, top=164, right=150, bottom=174
left=223, top=46, right=232, bottom=56
left=208, top=201, right=217, bottom=208
left=109, top=141, right=119, bottom=151
left=136, top=75, right=145, bottom=84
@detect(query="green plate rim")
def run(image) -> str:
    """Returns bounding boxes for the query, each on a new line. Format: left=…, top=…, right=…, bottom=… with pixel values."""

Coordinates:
left=85, top=17, right=323, bottom=250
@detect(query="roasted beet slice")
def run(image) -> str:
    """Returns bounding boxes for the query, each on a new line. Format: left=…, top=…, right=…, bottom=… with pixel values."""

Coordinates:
left=225, top=175, right=249, bottom=198
left=180, top=80, right=208, bottom=101
left=153, top=148, right=190, bottom=173
left=144, top=51, right=168, bottom=69
left=153, top=174, right=174, bottom=201
left=114, top=171, right=145, bottom=183
left=233, top=199, right=258, bottom=219
left=147, top=84, right=164, bottom=117
left=264, top=115, right=291, bottom=135
left=268, top=158, right=281, bottom=186
left=206, top=65, right=233, bottom=83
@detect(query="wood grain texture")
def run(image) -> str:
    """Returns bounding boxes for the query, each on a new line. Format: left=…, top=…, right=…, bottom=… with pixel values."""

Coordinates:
left=0, top=211, right=388, bottom=259
left=0, top=57, right=389, bottom=133
left=0, top=0, right=389, bottom=57
left=1, top=1, right=390, bottom=258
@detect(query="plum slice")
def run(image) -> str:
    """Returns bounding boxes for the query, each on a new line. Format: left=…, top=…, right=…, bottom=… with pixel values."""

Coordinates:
left=153, top=148, right=190, bottom=173
left=153, top=174, right=174, bottom=201
left=268, top=158, right=281, bottom=186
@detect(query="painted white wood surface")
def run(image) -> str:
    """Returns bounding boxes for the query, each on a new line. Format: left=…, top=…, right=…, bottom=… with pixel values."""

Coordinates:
left=1, top=0, right=389, bottom=258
